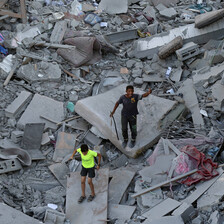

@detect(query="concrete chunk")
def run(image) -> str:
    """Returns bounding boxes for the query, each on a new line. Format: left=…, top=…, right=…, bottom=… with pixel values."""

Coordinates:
left=98, top=0, right=128, bottom=14
left=44, top=209, right=65, bottom=224
left=105, top=29, right=138, bottom=43
left=50, top=20, right=67, bottom=44
left=143, top=215, right=184, bottom=224
left=158, top=36, right=183, bottom=59
left=176, top=42, right=203, bottom=61
left=159, top=8, right=177, bottom=19
left=108, top=204, right=136, bottom=220
left=5, top=91, right=32, bottom=118
left=129, top=18, right=224, bottom=59
left=0, top=158, right=22, bottom=174
left=18, top=94, right=64, bottom=130
left=75, top=84, right=182, bottom=158
left=195, top=9, right=224, bottom=29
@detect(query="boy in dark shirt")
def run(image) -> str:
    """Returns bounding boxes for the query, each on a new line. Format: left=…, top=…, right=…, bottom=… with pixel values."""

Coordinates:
left=110, top=85, right=152, bottom=148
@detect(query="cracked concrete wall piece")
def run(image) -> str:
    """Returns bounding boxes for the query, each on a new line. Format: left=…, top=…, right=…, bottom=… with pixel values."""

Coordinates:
left=195, top=8, right=224, bottom=29
left=75, top=84, right=179, bottom=158
left=0, top=203, right=41, bottom=224
left=17, top=94, right=64, bottom=130
left=128, top=18, right=224, bottom=59
left=98, top=0, right=128, bottom=14
left=50, top=20, right=67, bottom=44
left=177, top=79, right=204, bottom=129
left=17, top=62, right=61, bottom=83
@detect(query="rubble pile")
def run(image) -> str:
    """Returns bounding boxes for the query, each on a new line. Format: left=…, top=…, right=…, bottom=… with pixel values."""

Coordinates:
left=0, top=0, right=224, bottom=223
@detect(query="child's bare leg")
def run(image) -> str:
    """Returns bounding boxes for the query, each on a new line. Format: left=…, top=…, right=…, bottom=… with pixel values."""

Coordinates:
left=81, top=176, right=86, bottom=197
left=88, top=177, right=95, bottom=196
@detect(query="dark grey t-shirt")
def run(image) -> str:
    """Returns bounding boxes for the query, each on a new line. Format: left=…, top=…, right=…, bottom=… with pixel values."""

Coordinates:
left=118, top=94, right=142, bottom=117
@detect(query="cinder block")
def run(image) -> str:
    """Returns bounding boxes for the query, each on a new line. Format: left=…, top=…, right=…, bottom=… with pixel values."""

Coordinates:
left=11, top=130, right=24, bottom=143
left=44, top=209, right=65, bottom=224
left=5, top=91, right=32, bottom=118
left=0, top=159, right=22, bottom=174
left=176, top=42, right=203, bottom=61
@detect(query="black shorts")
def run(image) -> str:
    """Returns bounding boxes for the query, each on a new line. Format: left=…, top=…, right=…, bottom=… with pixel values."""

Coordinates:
left=80, top=166, right=95, bottom=178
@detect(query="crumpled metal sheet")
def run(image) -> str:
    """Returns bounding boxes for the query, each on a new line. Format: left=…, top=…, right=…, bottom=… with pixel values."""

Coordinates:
left=0, top=147, right=31, bottom=166
left=57, top=37, right=102, bottom=67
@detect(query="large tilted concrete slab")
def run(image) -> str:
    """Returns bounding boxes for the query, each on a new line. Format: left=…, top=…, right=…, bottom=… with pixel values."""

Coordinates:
left=66, top=168, right=109, bottom=224
left=128, top=18, right=224, bottom=59
left=75, top=84, right=182, bottom=158
left=0, top=203, right=41, bottom=224
left=18, top=94, right=64, bottom=130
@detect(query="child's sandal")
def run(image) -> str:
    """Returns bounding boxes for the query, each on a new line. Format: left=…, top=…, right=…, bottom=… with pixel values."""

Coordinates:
left=78, top=196, right=86, bottom=203
left=87, top=195, right=95, bottom=202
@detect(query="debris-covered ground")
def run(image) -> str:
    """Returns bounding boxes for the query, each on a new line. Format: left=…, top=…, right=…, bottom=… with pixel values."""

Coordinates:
left=0, top=0, right=224, bottom=223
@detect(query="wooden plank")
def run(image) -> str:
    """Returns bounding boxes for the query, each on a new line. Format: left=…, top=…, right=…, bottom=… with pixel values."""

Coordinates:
left=109, top=169, right=135, bottom=204
left=142, top=198, right=181, bottom=221
left=66, top=168, right=109, bottom=224
left=0, top=10, right=22, bottom=18
left=20, top=0, right=27, bottom=23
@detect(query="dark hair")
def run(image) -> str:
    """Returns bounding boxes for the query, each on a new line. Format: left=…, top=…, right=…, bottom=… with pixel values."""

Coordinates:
left=126, top=85, right=134, bottom=91
left=81, top=144, right=88, bottom=152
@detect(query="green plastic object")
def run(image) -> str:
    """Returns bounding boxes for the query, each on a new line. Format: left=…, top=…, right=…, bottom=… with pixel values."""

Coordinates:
left=67, top=102, right=75, bottom=113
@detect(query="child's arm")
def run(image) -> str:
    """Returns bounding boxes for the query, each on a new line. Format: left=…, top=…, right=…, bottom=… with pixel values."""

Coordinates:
left=142, top=88, right=152, bottom=98
left=69, top=149, right=78, bottom=160
left=110, top=101, right=119, bottom=117
left=96, top=153, right=102, bottom=170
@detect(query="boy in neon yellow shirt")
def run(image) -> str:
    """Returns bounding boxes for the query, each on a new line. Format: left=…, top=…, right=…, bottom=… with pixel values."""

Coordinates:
left=70, top=144, right=101, bottom=203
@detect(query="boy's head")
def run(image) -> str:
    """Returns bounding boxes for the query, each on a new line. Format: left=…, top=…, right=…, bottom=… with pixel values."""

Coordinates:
left=81, top=144, right=88, bottom=155
left=126, top=85, right=134, bottom=98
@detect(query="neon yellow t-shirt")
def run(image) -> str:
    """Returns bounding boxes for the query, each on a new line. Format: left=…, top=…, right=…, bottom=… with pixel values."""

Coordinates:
left=77, top=148, right=97, bottom=168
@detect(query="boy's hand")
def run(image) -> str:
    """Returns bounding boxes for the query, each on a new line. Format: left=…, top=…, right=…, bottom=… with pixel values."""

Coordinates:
left=110, top=112, right=114, bottom=117
left=69, top=156, right=73, bottom=161
left=96, top=165, right=100, bottom=170
left=148, top=88, right=152, bottom=94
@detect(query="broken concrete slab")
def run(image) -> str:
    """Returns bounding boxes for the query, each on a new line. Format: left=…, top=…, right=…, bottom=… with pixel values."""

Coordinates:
left=195, top=9, right=224, bottom=29
left=18, top=94, right=64, bottom=130
left=0, top=203, right=41, bottom=224
left=142, top=198, right=181, bottom=222
left=53, top=132, right=77, bottom=162
left=159, top=8, right=177, bottom=19
left=17, top=62, right=61, bottom=83
left=48, top=163, right=70, bottom=188
left=66, top=168, right=109, bottom=224
left=108, top=204, right=136, bottom=220
left=176, top=42, right=203, bottom=61
left=50, top=20, right=67, bottom=44
left=98, top=0, right=128, bottom=14
left=170, top=69, right=183, bottom=82
left=177, top=79, right=204, bottom=129
left=84, top=131, right=102, bottom=146
left=158, top=36, right=183, bottom=59
left=128, top=18, right=224, bottom=59
left=75, top=84, right=183, bottom=158
left=109, top=169, right=135, bottom=204
left=143, top=215, right=184, bottom=224
left=5, top=91, right=32, bottom=118
left=151, top=0, right=178, bottom=7
left=192, top=63, right=224, bottom=85
left=105, top=29, right=138, bottom=43
left=197, top=173, right=224, bottom=210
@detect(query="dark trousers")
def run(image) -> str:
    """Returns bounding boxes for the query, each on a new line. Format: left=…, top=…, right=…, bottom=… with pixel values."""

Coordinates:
left=121, top=115, right=137, bottom=141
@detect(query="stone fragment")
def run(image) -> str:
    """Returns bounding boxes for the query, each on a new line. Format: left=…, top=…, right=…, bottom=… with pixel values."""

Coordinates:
left=195, top=9, right=224, bottom=29
left=18, top=94, right=64, bottom=130
left=50, top=20, right=67, bottom=44
left=5, top=91, right=32, bottom=118
left=98, top=0, right=128, bottom=14
left=44, top=209, right=65, bottom=224
left=159, top=8, right=177, bottom=19
left=158, top=36, right=183, bottom=59
left=17, top=62, right=61, bottom=83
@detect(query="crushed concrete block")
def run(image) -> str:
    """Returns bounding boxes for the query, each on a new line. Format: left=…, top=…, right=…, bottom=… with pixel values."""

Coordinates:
left=143, top=215, right=184, bottom=224
left=172, top=202, right=197, bottom=223
left=159, top=8, right=177, bottom=19
left=176, top=42, right=203, bottom=61
left=158, top=36, right=183, bottom=59
left=17, top=62, right=61, bottom=83
left=50, top=20, right=67, bottom=44
left=0, top=203, right=41, bottom=223
left=98, top=0, right=128, bottom=14
left=84, top=131, right=102, bottom=146
left=53, top=132, right=77, bottom=162
left=109, top=204, right=136, bottom=220
left=44, top=209, right=65, bottom=224
left=109, top=169, right=135, bottom=204
left=128, top=18, right=224, bottom=59
left=195, top=9, right=224, bottom=29
left=5, top=91, right=32, bottom=118
left=11, top=130, right=24, bottom=143
left=18, top=94, right=64, bottom=130
left=0, top=158, right=22, bottom=174
left=177, top=79, right=204, bottom=129
left=197, top=173, right=224, bottom=210
left=75, top=84, right=183, bottom=158
left=142, top=198, right=181, bottom=222
left=111, top=154, right=128, bottom=168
